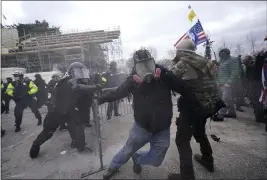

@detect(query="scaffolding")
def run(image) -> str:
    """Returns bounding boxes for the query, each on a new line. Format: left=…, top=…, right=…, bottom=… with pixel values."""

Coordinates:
left=1, top=27, right=123, bottom=73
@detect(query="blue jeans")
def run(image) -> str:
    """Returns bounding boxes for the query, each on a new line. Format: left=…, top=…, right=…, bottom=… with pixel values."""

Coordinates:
left=109, top=122, right=170, bottom=169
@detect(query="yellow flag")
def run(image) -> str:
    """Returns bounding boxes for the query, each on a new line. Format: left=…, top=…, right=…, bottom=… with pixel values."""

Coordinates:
left=188, top=10, right=196, bottom=22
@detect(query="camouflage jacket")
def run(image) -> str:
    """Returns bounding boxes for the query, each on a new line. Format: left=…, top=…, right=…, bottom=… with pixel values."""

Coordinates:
left=171, top=50, right=221, bottom=117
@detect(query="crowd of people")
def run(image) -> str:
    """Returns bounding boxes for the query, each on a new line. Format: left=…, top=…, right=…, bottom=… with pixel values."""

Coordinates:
left=1, top=38, right=267, bottom=180
left=1, top=61, right=125, bottom=137
left=211, top=48, right=267, bottom=126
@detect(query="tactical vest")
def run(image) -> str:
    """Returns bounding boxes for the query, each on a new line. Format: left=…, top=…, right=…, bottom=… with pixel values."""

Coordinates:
left=174, top=54, right=223, bottom=118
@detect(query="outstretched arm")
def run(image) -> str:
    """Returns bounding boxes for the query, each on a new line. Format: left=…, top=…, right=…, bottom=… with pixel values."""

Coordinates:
left=98, top=77, right=133, bottom=104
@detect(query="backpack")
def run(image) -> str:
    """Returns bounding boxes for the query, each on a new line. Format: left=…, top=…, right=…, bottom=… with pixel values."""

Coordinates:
left=173, top=52, right=224, bottom=119
left=194, top=61, right=225, bottom=118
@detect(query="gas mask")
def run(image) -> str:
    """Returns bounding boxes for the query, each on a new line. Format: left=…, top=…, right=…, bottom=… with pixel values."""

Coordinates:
left=135, top=59, right=156, bottom=83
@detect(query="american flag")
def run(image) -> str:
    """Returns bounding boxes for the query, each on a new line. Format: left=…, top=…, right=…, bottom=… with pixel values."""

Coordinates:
left=174, top=20, right=207, bottom=48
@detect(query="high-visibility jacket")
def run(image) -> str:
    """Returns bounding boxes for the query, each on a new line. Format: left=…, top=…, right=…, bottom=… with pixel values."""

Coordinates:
left=6, top=80, right=38, bottom=98
left=101, top=76, right=107, bottom=84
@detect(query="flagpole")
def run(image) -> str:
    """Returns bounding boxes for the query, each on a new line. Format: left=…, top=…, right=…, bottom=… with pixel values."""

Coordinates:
left=188, top=5, right=217, bottom=60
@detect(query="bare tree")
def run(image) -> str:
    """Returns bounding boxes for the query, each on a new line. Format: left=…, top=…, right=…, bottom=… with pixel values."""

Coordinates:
left=167, top=48, right=177, bottom=59
left=157, top=59, right=172, bottom=69
left=218, top=37, right=232, bottom=51
left=234, top=43, right=244, bottom=56
left=246, top=32, right=257, bottom=54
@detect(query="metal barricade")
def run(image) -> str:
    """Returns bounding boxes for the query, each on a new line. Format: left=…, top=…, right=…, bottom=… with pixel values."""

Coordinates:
left=81, top=87, right=133, bottom=178
left=81, top=88, right=178, bottom=178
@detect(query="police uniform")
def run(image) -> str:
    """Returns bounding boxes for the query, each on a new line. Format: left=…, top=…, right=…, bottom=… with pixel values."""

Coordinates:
left=103, top=70, right=120, bottom=119
left=29, top=62, right=100, bottom=158
left=6, top=73, right=42, bottom=132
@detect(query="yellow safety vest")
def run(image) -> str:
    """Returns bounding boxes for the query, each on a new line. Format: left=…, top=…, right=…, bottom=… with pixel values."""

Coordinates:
left=6, top=81, right=38, bottom=97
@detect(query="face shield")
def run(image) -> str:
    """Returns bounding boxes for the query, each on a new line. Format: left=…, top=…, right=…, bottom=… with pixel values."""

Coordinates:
left=135, top=59, right=155, bottom=83
left=70, top=68, right=90, bottom=79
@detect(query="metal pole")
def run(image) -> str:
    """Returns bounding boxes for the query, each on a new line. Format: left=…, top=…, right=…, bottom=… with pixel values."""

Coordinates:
left=81, top=94, right=107, bottom=178
left=94, top=98, right=104, bottom=169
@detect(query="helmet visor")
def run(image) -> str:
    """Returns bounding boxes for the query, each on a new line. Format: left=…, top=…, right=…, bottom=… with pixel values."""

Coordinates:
left=71, top=68, right=90, bottom=79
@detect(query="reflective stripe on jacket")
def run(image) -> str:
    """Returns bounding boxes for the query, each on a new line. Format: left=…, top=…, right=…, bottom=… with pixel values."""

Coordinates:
left=6, top=81, right=38, bottom=97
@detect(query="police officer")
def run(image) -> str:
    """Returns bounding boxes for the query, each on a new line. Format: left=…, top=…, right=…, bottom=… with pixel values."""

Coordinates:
left=104, top=61, right=121, bottom=120
left=34, top=74, right=48, bottom=109
left=168, top=39, right=224, bottom=180
left=6, top=71, right=42, bottom=132
left=29, top=62, right=101, bottom=158
left=1, top=100, right=6, bottom=137
left=47, top=73, right=68, bottom=131
left=98, top=49, right=199, bottom=180
left=1, top=81, right=7, bottom=137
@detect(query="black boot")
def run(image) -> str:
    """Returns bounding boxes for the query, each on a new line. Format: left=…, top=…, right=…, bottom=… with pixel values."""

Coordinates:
left=77, top=146, right=92, bottom=153
left=194, top=154, right=214, bottom=172
left=168, top=173, right=181, bottom=180
left=132, top=156, right=142, bottom=174
left=71, top=141, right=77, bottom=148
left=103, top=168, right=119, bottom=180
left=224, top=113, right=236, bottom=118
left=59, top=125, right=67, bottom=132
left=29, top=145, right=40, bottom=158
left=37, top=119, right=42, bottom=126
left=15, top=126, right=21, bottom=132
left=212, top=116, right=224, bottom=122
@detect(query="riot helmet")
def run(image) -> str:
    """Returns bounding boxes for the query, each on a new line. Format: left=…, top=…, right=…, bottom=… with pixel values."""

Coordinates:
left=133, top=49, right=156, bottom=83
left=12, top=71, right=24, bottom=81
left=68, top=62, right=90, bottom=84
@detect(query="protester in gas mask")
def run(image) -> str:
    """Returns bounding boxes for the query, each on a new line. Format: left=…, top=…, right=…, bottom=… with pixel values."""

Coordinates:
left=29, top=62, right=101, bottom=159
left=98, top=49, right=199, bottom=180
left=5, top=71, right=42, bottom=132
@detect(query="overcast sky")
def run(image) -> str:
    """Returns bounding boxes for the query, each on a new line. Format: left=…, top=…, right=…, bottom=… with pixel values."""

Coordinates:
left=2, top=1, right=267, bottom=60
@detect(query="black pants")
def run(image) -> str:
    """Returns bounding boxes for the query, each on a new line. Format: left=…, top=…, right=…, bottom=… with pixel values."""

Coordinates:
left=32, top=109, right=85, bottom=149
left=1, top=102, right=6, bottom=135
left=14, top=98, right=42, bottom=128
left=248, top=81, right=263, bottom=122
left=107, top=101, right=119, bottom=118
left=36, top=92, right=48, bottom=109
left=3, top=96, right=11, bottom=113
left=175, top=112, right=213, bottom=180
left=79, top=102, right=92, bottom=124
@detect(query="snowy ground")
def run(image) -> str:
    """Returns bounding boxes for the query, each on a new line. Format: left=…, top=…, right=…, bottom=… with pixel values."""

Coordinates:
left=1, top=100, right=267, bottom=179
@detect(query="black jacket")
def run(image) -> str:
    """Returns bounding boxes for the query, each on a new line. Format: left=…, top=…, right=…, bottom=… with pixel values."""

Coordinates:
left=99, top=65, right=198, bottom=133
left=104, top=71, right=119, bottom=88
left=52, top=77, right=98, bottom=115
left=34, top=78, right=47, bottom=94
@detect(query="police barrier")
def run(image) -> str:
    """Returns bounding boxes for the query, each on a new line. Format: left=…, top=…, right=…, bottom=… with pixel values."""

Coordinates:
left=81, top=88, right=177, bottom=178
left=81, top=87, right=133, bottom=178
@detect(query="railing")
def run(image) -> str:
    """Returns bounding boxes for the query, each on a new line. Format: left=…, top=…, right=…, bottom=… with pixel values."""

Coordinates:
left=81, top=87, right=178, bottom=178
